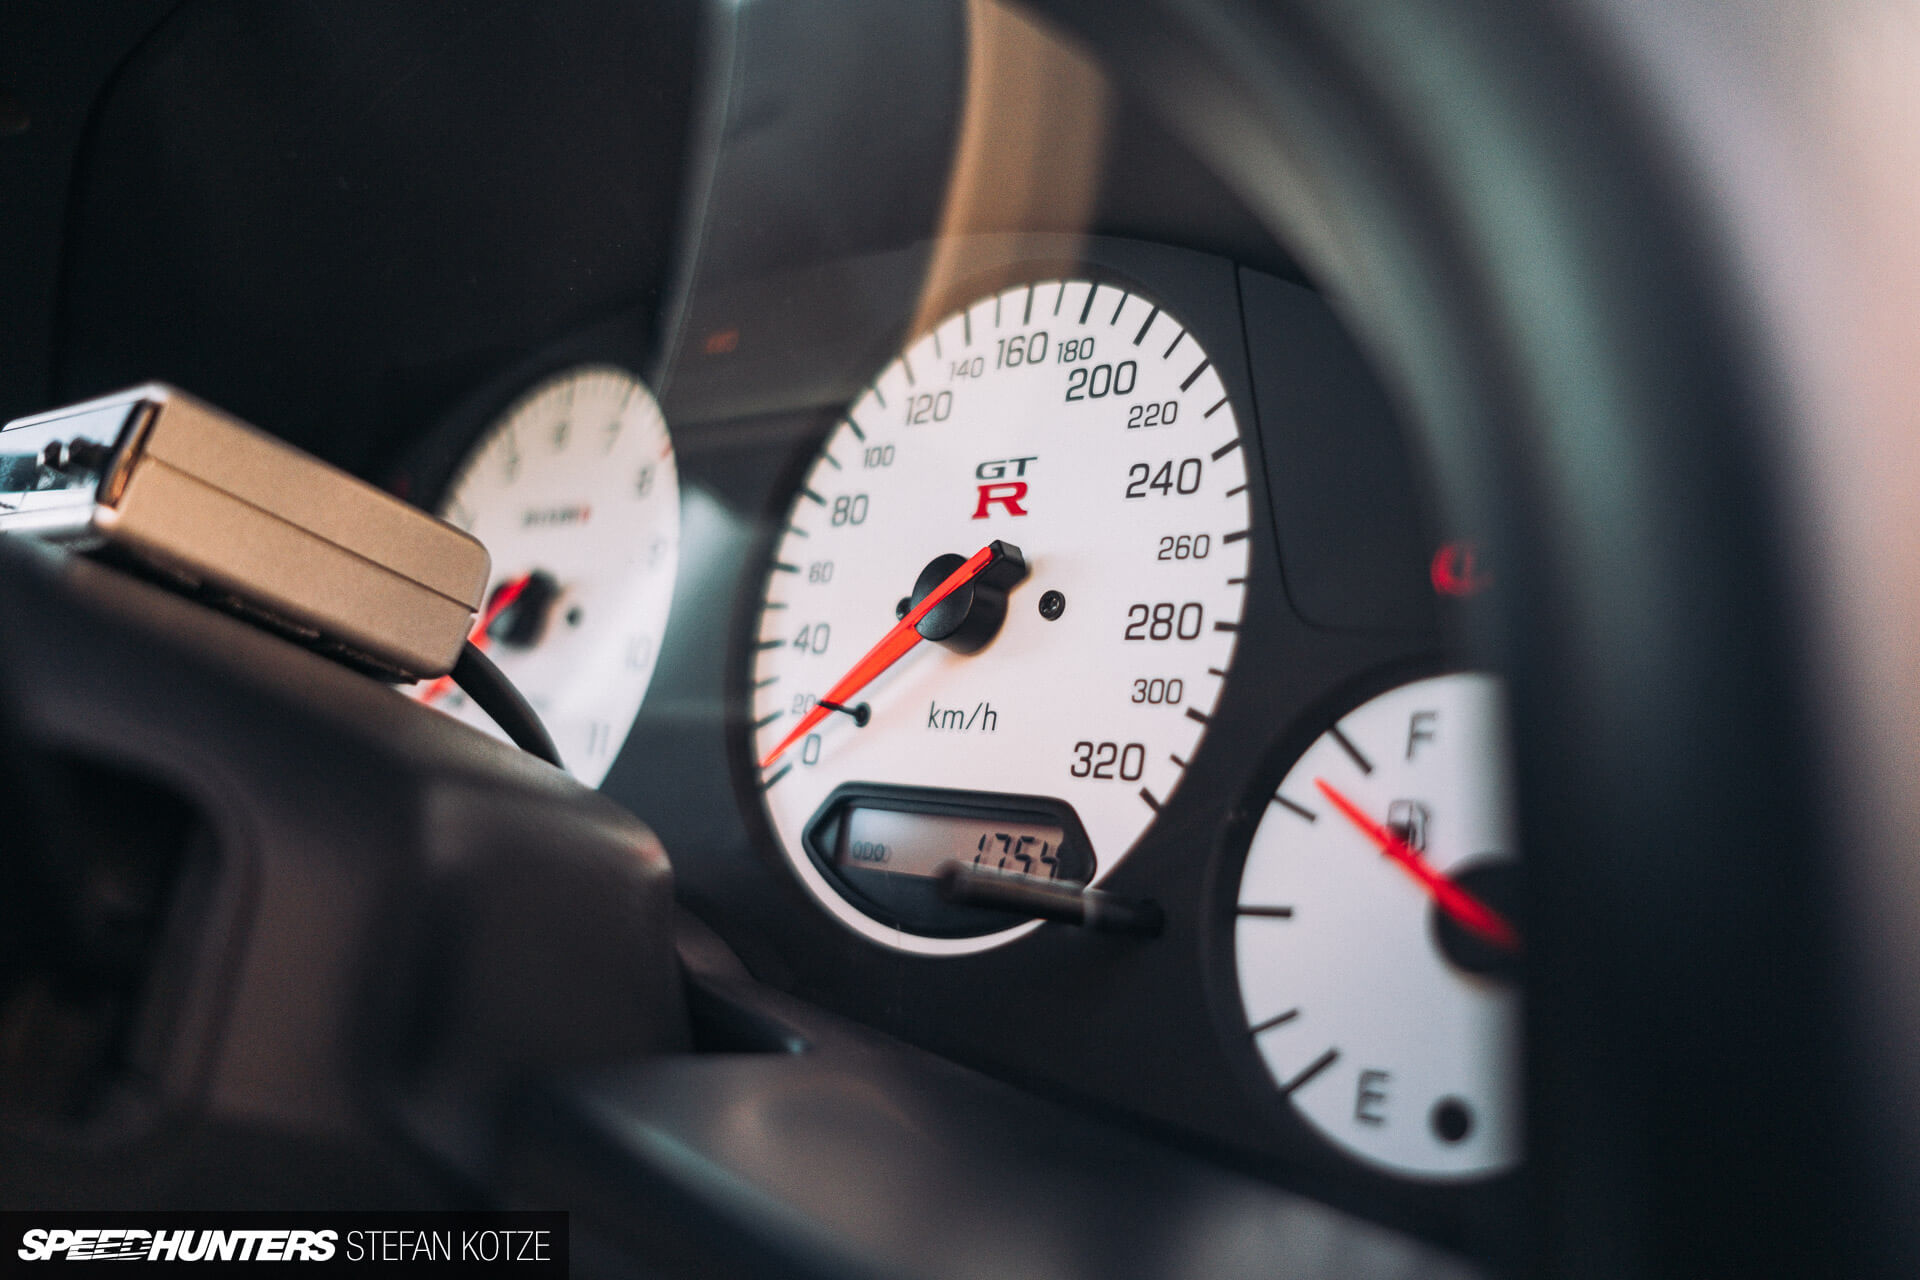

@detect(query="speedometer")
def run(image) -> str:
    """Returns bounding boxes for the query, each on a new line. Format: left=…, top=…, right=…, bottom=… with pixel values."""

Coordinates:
left=751, top=279, right=1252, bottom=954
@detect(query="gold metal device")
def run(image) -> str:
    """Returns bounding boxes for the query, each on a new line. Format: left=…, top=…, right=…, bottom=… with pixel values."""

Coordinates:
left=0, top=385, right=488, bottom=679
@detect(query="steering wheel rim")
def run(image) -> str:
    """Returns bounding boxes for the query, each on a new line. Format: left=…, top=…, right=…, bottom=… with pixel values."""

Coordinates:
left=1024, top=0, right=1881, bottom=1275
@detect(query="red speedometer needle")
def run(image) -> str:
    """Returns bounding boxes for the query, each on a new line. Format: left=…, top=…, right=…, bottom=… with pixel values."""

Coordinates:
left=1314, top=777, right=1521, bottom=953
left=419, top=571, right=534, bottom=704
left=758, top=543, right=1010, bottom=769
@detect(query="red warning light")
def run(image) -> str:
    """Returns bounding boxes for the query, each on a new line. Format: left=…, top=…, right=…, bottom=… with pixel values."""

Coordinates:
left=702, top=328, right=740, bottom=355
left=1431, top=541, right=1491, bottom=597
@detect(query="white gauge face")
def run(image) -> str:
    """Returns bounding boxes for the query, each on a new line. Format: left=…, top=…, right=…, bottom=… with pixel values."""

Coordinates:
left=1235, top=672, right=1521, bottom=1180
left=752, top=279, right=1252, bottom=954
left=423, top=365, right=680, bottom=785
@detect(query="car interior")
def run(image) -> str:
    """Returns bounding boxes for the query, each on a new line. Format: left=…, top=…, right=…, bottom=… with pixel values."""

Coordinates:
left=4, top=1, right=1919, bottom=1277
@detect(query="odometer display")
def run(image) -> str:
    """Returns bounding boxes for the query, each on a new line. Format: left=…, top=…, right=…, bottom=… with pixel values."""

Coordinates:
left=838, top=808, right=1068, bottom=881
left=751, top=279, right=1253, bottom=953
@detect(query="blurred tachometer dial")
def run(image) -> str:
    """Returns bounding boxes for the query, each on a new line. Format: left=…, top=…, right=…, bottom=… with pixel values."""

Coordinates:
left=421, top=365, right=679, bottom=784
left=752, top=279, right=1251, bottom=954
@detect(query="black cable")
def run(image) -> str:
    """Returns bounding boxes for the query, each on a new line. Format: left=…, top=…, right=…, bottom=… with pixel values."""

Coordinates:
left=450, top=641, right=564, bottom=769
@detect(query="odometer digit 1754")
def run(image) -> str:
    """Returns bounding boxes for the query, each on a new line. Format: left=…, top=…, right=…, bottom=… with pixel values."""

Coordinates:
left=751, top=279, right=1252, bottom=954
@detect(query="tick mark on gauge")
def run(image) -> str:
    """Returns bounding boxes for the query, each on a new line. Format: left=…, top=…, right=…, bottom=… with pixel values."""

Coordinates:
left=1053, top=282, right=1068, bottom=316
left=963, top=311, right=972, bottom=345
left=761, top=764, right=792, bottom=791
left=818, top=699, right=871, bottom=726
left=773, top=561, right=800, bottom=574
left=1271, top=794, right=1318, bottom=822
left=873, top=385, right=887, bottom=409
left=901, top=353, right=915, bottom=386
left=846, top=417, right=866, bottom=442
left=1205, top=396, right=1230, bottom=419
left=1213, top=620, right=1240, bottom=633
left=1329, top=725, right=1374, bottom=775
left=1283, top=1048, right=1341, bottom=1096
left=1185, top=707, right=1211, bottom=726
left=752, top=710, right=783, bottom=730
left=1207, top=667, right=1227, bottom=678
left=1170, top=753, right=1189, bottom=770
left=753, top=676, right=780, bottom=690
left=1022, top=286, right=1035, bottom=325
left=1225, top=484, right=1247, bottom=499
left=1212, top=438, right=1242, bottom=461
left=1181, top=359, right=1212, bottom=391
left=1250, top=1007, right=1301, bottom=1036
left=786, top=524, right=809, bottom=539
left=1222, top=529, right=1249, bottom=544
left=821, top=453, right=842, bottom=470
left=1133, top=306, right=1160, bottom=346
left=931, top=330, right=942, bottom=359
left=800, top=488, right=825, bottom=506
left=1110, top=291, right=1130, bottom=325
left=1139, top=787, right=1162, bottom=813
left=755, top=638, right=787, bottom=651
left=1240, top=905, right=1296, bottom=919
left=1163, top=329, right=1188, bottom=359
left=762, top=601, right=789, bottom=611
left=1079, top=283, right=1098, bottom=324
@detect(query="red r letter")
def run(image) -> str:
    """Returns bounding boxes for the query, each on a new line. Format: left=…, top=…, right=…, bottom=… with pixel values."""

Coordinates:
left=972, top=481, right=1029, bottom=519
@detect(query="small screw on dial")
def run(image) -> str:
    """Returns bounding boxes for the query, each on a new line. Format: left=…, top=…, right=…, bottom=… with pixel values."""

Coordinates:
left=1431, top=1097, right=1474, bottom=1144
left=1038, top=590, right=1067, bottom=620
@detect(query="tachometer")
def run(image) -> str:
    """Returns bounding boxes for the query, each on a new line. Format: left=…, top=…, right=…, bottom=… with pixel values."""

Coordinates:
left=421, top=365, right=679, bottom=784
left=751, top=279, right=1251, bottom=954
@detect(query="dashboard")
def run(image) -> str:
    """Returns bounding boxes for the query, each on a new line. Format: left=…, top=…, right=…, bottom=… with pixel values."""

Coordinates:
left=5, top=2, right=1920, bottom=1279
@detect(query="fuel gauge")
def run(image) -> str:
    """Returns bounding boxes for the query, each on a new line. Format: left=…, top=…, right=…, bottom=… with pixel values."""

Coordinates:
left=1233, top=671, right=1520, bottom=1181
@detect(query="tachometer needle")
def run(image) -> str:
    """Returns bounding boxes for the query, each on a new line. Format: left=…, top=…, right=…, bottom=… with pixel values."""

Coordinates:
left=758, top=543, right=1012, bottom=769
left=1314, top=777, right=1521, bottom=953
left=419, top=571, right=534, bottom=705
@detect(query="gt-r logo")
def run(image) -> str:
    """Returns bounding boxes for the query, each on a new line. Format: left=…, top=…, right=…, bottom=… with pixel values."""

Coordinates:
left=973, top=456, right=1035, bottom=518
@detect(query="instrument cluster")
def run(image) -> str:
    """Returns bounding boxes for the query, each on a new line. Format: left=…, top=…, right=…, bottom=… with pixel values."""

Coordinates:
left=395, top=234, right=1518, bottom=1245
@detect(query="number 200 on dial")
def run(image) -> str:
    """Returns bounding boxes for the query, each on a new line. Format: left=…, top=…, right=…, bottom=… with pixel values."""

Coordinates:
left=751, top=279, right=1253, bottom=954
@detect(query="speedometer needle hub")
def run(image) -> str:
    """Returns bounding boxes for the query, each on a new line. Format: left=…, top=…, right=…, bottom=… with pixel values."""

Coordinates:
left=757, top=541, right=1026, bottom=769
left=1314, top=777, right=1522, bottom=953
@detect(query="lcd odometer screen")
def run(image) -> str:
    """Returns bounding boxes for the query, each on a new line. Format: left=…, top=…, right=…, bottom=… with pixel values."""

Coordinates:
left=838, top=806, right=1069, bottom=882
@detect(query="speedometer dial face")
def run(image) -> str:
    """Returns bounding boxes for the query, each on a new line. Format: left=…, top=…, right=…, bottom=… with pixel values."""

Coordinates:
left=752, top=279, right=1252, bottom=954
left=423, top=365, right=680, bottom=785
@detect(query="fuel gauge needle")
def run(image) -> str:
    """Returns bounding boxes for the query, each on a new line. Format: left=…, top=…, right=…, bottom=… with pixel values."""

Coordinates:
left=1315, top=777, right=1521, bottom=953
left=758, top=542, right=1011, bottom=769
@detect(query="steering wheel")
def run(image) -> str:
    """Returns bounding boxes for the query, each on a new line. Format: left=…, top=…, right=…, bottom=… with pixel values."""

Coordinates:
left=1029, top=0, right=1917, bottom=1276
